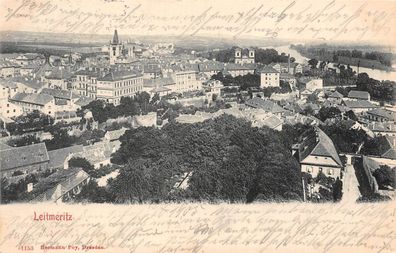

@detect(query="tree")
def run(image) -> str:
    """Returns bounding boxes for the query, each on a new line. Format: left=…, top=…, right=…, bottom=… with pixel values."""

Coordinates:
left=317, top=107, right=341, bottom=121
left=345, top=110, right=358, bottom=121
left=333, top=177, right=343, bottom=201
left=373, top=165, right=395, bottom=189
left=308, top=58, right=318, bottom=69
left=68, top=157, right=94, bottom=173
left=75, top=181, right=113, bottom=203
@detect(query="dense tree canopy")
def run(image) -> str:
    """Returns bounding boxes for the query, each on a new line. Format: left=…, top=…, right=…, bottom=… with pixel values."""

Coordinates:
left=356, top=73, right=394, bottom=102
left=80, top=91, right=156, bottom=123
left=108, top=115, right=303, bottom=203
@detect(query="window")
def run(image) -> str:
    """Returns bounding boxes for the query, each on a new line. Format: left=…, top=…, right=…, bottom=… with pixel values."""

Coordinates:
left=328, top=169, right=333, bottom=175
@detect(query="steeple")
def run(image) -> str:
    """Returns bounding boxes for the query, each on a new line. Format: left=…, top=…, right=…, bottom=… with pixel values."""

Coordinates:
left=112, top=29, right=119, bottom=44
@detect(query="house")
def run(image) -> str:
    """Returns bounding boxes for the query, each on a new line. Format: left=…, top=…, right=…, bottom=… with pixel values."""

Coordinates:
left=328, top=90, right=344, bottom=102
left=47, top=145, right=84, bottom=170
left=30, top=167, right=90, bottom=203
left=41, top=88, right=80, bottom=106
left=382, top=136, right=396, bottom=160
left=97, top=70, right=143, bottom=105
left=245, top=97, right=286, bottom=116
left=260, top=66, right=280, bottom=87
left=15, top=53, right=45, bottom=66
left=0, top=99, right=23, bottom=119
left=292, top=127, right=343, bottom=179
left=223, top=63, right=257, bottom=77
left=342, top=100, right=377, bottom=113
left=366, top=122, right=396, bottom=136
left=9, top=92, right=56, bottom=115
left=44, top=67, right=73, bottom=90
left=279, top=73, right=297, bottom=87
left=306, top=79, right=323, bottom=91
left=0, top=143, right=49, bottom=178
left=348, top=90, right=371, bottom=101
left=73, top=141, right=113, bottom=169
left=104, top=127, right=128, bottom=152
left=0, top=60, right=19, bottom=78
left=72, top=69, right=102, bottom=98
left=132, top=112, right=157, bottom=128
left=366, top=108, right=396, bottom=122
left=143, top=64, right=162, bottom=79
left=198, top=61, right=224, bottom=76
left=5, top=77, right=44, bottom=93
left=143, top=76, right=176, bottom=97
left=234, top=48, right=255, bottom=64
left=269, top=62, right=303, bottom=75
left=173, top=70, right=202, bottom=93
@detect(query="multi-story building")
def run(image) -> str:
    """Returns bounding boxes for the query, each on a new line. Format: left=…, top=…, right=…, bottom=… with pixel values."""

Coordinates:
left=223, top=63, right=257, bottom=77
left=234, top=48, right=255, bottom=64
left=9, top=92, right=56, bottom=115
left=72, top=69, right=102, bottom=98
left=97, top=70, right=143, bottom=105
left=292, top=127, right=343, bottom=179
left=174, top=70, right=202, bottom=93
left=260, top=66, right=280, bottom=87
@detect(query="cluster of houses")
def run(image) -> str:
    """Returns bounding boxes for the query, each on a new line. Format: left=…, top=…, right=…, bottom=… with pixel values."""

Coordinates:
left=1, top=29, right=395, bottom=203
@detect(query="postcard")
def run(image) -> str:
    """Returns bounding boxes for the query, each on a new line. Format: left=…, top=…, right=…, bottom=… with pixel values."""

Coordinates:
left=0, top=0, right=395, bottom=252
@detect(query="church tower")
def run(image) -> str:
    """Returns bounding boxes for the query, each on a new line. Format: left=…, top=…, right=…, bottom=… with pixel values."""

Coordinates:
left=109, top=29, right=123, bottom=65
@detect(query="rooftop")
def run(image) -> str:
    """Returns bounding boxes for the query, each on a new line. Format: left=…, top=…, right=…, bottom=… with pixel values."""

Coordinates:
left=11, top=92, right=54, bottom=106
left=348, top=90, right=370, bottom=100
left=0, top=143, right=49, bottom=171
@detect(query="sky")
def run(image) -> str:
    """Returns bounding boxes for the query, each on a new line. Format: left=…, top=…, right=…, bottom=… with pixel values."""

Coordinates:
left=0, top=0, right=396, bottom=46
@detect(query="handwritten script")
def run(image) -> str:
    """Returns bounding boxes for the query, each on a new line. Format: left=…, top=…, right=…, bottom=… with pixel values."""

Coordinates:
left=1, top=0, right=396, bottom=42
left=0, top=203, right=395, bottom=253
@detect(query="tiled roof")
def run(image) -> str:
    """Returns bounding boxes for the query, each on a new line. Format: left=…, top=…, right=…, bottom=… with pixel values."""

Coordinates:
left=198, top=62, right=224, bottom=72
left=297, top=127, right=342, bottom=167
left=367, top=122, right=396, bottom=132
left=105, top=128, right=128, bottom=141
left=8, top=77, right=44, bottom=90
left=41, top=88, right=79, bottom=100
left=224, top=63, right=257, bottom=71
left=343, top=100, right=377, bottom=108
left=98, top=70, right=142, bottom=81
left=0, top=143, right=49, bottom=171
left=31, top=167, right=89, bottom=202
left=329, top=91, right=344, bottom=98
left=74, top=141, right=112, bottom=165
left=48, top=145, right=84, bottom=169
left=150, top=86, right=172, bottom=93
left=46, top=67, right=73, bottom=80
left=245, top=98, right=286, bottom=114
left=74, top=96, right=94, bottom=107
left=367, top=108, right=396, bottom=121
left=143, top=77, right=176, bottom=87
left=260, top=66, right=279, bottom=74
left=348, top=90, right=370, bottom=100
left=11, top=92, right=54, bottom=106
left=311, top=127, right=343, bottom=166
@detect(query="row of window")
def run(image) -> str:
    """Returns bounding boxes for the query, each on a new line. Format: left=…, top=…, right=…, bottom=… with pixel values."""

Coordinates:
left=114, top=79, right=142, bottom=88
left=306, top=166, right=334, bottom=175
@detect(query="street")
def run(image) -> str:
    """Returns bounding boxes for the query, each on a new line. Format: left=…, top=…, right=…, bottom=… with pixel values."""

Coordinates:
left=341, top=163, right=361, bottom=203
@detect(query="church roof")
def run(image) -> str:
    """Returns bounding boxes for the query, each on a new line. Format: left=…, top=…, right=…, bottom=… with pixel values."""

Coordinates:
left=111, top=29, right=120, bottom=44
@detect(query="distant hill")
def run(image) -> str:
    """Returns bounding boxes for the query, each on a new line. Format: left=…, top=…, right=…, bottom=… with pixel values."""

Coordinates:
left=0, top=30, right=289, bottom=51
